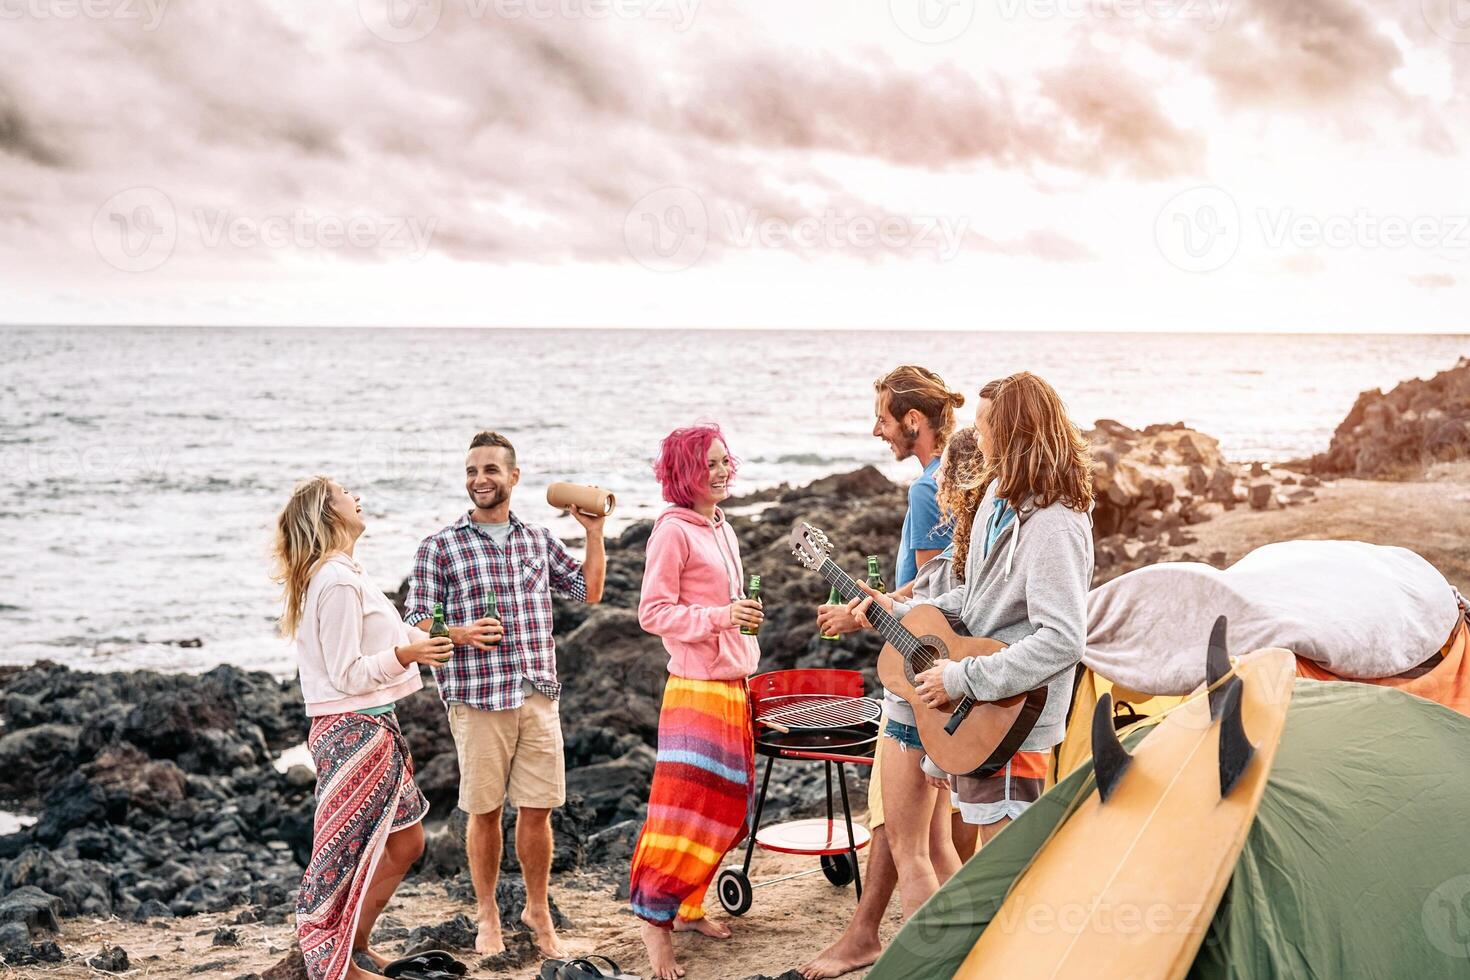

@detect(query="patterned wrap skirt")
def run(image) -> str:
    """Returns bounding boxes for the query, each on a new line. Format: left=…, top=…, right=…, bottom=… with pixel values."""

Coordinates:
left=296, top=710, right=429, bottom=980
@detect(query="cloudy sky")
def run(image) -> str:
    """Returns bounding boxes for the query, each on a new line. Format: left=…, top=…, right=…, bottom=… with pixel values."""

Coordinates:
left=2, top=0, right=1468, bottom=331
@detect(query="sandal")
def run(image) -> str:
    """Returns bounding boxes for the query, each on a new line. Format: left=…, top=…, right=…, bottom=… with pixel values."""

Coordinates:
left=383, top=950, right=467, bottom=978
left=556, top=954, right=641, bottom=979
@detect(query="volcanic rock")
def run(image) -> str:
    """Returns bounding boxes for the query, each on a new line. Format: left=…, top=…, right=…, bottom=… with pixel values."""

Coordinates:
left=1311, top=357, right=1470, bottom=478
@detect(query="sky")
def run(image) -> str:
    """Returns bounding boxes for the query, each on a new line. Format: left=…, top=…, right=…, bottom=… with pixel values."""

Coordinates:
left=1, top=0, right=1468, bottom=332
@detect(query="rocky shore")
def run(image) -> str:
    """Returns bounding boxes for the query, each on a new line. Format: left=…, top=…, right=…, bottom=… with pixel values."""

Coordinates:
left=3, top=358, right=1468, bottom=976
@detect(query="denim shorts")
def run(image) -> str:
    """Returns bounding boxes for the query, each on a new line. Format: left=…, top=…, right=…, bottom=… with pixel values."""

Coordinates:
left=883, top=717, right=924, bottom=751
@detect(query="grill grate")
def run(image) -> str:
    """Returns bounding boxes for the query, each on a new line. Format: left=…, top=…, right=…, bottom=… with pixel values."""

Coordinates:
left=755, top=694, right=882, bottom=732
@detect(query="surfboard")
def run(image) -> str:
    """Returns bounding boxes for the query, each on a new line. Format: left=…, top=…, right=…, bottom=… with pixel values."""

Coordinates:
left=955, top=629, right=1296, bottom=980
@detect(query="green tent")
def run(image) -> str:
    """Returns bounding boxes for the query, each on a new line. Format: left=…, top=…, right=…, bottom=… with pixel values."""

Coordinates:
left=868, top=681, right=1470, bottom=979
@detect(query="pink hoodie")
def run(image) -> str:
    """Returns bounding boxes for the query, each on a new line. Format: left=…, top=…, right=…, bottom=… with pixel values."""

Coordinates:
left=638, top=506, right=761, bottom=681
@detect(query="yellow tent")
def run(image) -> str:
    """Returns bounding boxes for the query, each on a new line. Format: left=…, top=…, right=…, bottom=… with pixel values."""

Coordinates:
left=1051, top=669, right=1184, bottom=784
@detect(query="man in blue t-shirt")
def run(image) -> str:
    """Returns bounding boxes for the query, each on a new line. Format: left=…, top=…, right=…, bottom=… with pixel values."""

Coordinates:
left=804, top=366, right=964, bottom=979
left=896, top=454, right=951, bottom=586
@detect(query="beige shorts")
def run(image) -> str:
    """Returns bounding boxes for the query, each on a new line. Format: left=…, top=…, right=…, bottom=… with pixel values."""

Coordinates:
left=447, top=693, right=566, bottom=813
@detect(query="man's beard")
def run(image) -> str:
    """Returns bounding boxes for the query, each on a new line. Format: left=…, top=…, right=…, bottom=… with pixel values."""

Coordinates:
left=472, top=485, right=506, bottom=509
left=893, top=425, right=920, bottom=459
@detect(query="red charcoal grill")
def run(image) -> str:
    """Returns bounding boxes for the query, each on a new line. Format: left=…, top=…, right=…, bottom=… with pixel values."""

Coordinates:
left=715, top=669, right=882, bottom=916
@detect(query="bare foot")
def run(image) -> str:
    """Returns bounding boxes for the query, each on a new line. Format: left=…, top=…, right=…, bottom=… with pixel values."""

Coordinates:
left=674, top=916, right=732, bottom=940
left=475, top=906, right=505, bottom=956
left=521, top=907, right=567, bottom=959
left=640, top=920, right=686, bottom=979
left=799, top=931, right=883, bottom=979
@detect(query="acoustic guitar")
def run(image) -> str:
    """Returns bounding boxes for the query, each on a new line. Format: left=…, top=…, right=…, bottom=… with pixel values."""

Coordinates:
left=789, top=521, right=1047, bottom=777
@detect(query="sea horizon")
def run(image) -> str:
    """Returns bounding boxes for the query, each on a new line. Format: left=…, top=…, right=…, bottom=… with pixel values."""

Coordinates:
left=3, top=325, right=1467, bottom=679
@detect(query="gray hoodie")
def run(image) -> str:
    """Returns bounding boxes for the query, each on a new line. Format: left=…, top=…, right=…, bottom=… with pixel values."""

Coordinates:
left=892, top=481, right=1094, bottom=752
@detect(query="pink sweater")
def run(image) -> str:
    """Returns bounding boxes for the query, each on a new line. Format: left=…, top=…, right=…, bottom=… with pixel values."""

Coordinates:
left=638, top=507, right=761, bottom=681
left=296, top=554, right=424, bottom=717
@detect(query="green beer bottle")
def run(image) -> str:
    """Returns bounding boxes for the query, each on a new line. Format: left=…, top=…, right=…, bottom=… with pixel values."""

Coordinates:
left=820, top=586, right=842, bottom=641
left=429, top=602, right=451, bottom=639
left=741, top=574, right=762, bottom=636
left=428, top=602, right=452, bottom=663
left=484, top=589, right=501, bottom=625
left=866, top=556, right=888, bottom=594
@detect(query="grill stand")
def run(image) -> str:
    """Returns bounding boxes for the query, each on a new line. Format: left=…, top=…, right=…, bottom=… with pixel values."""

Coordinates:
left=728, top=755, right=866, bottom=912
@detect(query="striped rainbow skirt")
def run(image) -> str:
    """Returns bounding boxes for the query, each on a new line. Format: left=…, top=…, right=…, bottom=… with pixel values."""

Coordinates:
left=629, top=675, right=755, bottom=927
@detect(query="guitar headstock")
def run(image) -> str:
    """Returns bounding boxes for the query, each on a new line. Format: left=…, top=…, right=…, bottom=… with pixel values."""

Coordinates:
left=789, top=521, right=832, bottom=571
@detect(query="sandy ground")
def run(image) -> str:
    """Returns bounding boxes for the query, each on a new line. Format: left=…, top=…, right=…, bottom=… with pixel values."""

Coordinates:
left=12, top=462, right=1470, bottom=980
left=15, top=841, right=901, bottom=979
left=1159, top=461, right=1470, bottom=595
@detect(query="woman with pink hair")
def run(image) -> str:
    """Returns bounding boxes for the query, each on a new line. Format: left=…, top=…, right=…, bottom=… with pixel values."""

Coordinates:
left=630, top=423, right=764, bottom=980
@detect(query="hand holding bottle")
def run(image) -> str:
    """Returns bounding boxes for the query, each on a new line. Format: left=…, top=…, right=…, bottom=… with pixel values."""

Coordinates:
left=453, top=618, right=504, bottom=651
left=396, top=635, right=455, bottom=666
left=729, top=600, right=764, bottom=630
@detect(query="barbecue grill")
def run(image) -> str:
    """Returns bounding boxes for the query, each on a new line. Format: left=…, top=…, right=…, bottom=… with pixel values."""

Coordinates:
left=715, top=669, right=882, bottom=916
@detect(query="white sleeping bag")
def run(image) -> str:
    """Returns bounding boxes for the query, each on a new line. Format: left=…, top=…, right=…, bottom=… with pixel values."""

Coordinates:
left=1085, top=540, right=1461, bottom=695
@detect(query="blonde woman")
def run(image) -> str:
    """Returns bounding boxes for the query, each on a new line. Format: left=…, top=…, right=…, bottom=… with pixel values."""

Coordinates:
left=273, top=477, right=452, bottom=980
left=854, top=373, right=1095, bottom=845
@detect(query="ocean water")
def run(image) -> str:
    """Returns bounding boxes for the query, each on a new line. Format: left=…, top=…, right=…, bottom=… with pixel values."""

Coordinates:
left=2, top=326, right=1465, bottom=677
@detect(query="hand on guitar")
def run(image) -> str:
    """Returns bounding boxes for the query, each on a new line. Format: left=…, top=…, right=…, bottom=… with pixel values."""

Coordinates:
left=914, top=665, right=955, bottom=712
left=846, top=581, right=894, bottom=630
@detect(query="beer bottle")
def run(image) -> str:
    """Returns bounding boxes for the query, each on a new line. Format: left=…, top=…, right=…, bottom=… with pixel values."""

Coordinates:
left=484, top=589, right=501, bottom=625
left=429, top=602, right=453, bottom=663
left=429, top=602, right=451, bottom=639
left=820, top=586, right=842, bottom=641
left=741, top=574, right=762, bottom=636
left=866, top=556, right=888, bottom=594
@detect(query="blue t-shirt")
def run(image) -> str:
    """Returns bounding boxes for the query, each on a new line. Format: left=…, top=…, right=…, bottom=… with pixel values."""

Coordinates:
left=895, top=457, right=952, bottom=587
left=983, top=499, right=1016, bottom=558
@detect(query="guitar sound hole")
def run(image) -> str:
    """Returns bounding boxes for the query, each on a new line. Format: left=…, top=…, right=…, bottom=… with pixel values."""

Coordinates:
left=907, top=637, right=949, bottom=685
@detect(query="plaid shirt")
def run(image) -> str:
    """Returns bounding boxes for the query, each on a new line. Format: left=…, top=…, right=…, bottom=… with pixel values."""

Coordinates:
left=405, top=511, right=586, bottom=711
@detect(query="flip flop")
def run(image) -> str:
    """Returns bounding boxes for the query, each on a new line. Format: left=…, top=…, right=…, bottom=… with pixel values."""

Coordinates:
left=383, top=950, right=467, bottom=978
left=540, top=960, right=571, bottom=980
left=556, top=954, right=641, bottom=979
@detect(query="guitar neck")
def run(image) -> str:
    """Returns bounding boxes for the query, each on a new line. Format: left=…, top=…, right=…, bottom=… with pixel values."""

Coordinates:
left=819, top=559, right=917, bottom=654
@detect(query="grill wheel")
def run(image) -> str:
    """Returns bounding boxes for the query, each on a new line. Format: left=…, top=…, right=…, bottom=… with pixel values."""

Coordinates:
left=716, top=867, right=753, bottom=916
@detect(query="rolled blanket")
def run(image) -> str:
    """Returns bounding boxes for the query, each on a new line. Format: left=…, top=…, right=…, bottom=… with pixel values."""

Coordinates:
left=1086, top=540, right=1461, bottom=695
left=629, top=676, right=755, bottom=926
left=296, top=711, right=428, bottom=980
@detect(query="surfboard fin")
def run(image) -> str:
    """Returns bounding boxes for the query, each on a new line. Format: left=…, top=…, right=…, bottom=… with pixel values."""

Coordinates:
left=1092, top=692, right=1132, bottom=803
left=1217, top=676, right=1255, bottom=798
left=1207, top=615, right=1230, bottom=720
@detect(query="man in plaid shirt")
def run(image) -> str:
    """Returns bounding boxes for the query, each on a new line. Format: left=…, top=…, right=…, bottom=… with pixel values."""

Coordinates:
left=406, top=430, right=605, bottom=958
